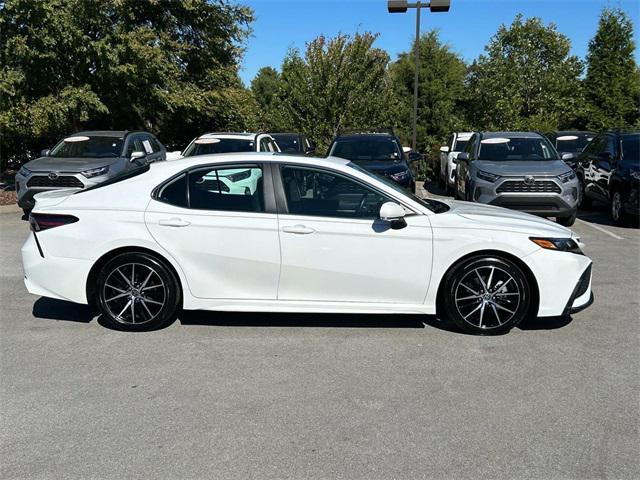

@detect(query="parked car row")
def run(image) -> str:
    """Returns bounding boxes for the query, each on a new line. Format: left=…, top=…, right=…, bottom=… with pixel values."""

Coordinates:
left=440, top=130, right=639, bottom=226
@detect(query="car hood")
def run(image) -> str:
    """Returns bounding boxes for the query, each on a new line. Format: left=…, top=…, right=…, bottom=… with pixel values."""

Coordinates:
left=352, top=160, right=408, bottom=174
left=25, top=156, right=122, bottom=173
left=475, top=160, right=570, bottom=177
left=442, top=199, right=574, bottom=237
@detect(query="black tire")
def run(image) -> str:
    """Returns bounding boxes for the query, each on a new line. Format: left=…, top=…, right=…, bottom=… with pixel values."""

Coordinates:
left=96, top=252, right=180, bottom=331
left=442, top=256, right=531, bottom=335
left=610, top=189, right=627, bottom=226
left=578, top=178, right=592, bottom=210
left=557, top=212, right=577, bottom=227
left=22, top=208, right=31, bottom=217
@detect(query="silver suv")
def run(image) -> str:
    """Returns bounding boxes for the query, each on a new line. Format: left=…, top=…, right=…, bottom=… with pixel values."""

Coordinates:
left=16, top=131, right=166, bottom=213
left=454, top=131, right=580, bottom=226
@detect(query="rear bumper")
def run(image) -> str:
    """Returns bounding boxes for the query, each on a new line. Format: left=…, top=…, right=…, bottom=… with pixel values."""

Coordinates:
left=21, top=233, right=92, bottom=304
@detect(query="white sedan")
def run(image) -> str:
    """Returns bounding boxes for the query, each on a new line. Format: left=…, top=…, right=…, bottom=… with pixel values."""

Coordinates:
left=22, top=153, right=594, bottom=334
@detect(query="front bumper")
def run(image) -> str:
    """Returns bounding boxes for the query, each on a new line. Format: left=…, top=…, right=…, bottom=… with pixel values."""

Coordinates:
left=15, top=172, right=106, bottom=209
left=472, top=176, right=579, bottom=217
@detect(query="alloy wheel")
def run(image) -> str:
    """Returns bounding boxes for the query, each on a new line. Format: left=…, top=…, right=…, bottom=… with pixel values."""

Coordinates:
left=454, top=266, right=521, bottom=330
left=101, top=263, right=166, bottom=325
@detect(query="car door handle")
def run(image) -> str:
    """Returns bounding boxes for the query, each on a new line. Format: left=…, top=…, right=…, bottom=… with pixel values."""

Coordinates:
left=282, top=225, right=315, bottom=235
left=158, top=218, right=191, bottom=227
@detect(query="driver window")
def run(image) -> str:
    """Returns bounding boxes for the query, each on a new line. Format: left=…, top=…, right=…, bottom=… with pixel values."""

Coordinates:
left=281, top=166, right=391, bottom=219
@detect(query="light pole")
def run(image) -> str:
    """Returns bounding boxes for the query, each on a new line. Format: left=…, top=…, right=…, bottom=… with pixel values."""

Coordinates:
left=388, top=0, right=451, bottom=151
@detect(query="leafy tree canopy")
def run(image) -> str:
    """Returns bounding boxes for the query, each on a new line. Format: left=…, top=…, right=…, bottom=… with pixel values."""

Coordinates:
left=466, top=15, right=583, bottom=132
left=0, top=0, right=254, bottom=161
left=584, top=7, right=640, bottom=130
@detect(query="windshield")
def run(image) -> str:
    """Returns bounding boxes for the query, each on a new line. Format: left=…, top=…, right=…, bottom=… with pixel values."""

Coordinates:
left=555, top=134, right=594, bottom=153
left=478, top=137, right=559, bottom=161
left=348, top=162, right=448, bottom=213
left=620, top=134, right=640, bottom=164
left=272, top=135, right=301, bottom=153
left=183, top=138, right=255, bottom=157
left=330, top=137, right=401, bottom=162
left=453, top=139, right=469, bottom=152
left=49, top=136, right=124, bottom=158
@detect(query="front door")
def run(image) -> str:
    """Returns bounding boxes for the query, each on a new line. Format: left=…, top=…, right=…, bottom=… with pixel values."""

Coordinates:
left=275, top=165, right=432, bottom=304
left=145, top=163, right=280, bottom=299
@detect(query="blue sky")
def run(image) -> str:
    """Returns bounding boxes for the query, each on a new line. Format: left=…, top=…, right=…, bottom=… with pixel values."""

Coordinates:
left=238, top=0, right=640, bottom=86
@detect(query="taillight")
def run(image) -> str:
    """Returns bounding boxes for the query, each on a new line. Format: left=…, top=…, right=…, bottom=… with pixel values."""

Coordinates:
left=29, top=213, right=79, bottom=232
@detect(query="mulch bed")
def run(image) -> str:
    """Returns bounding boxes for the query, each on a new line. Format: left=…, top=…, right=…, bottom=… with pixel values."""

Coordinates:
left=0, top=190, right=17, bottom=206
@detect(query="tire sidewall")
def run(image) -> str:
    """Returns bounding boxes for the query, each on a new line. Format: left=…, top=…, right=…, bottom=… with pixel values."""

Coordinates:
left=96, top=252, right=180, bottom=331
left=443, top=256, right=531, bottom=335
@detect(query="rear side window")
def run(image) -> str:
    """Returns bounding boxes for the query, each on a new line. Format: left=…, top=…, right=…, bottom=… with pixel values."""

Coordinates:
left=158, top=174, right=188, bottom=207
left=191, top=166, right=264, bottom=212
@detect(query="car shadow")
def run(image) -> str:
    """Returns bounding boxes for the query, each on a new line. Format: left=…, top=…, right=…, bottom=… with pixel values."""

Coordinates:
left=31, top=298, right=575, bottom=334
left=577, top=202, right=639, bottom=229
left=179, top=310, right=427, bottom=329
left=32, top=297, right=95, bottom=323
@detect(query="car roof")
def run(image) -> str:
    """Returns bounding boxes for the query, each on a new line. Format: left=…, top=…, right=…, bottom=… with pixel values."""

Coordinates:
left=480, top=131, right=543, bottom=139
left=333, top=133, right=397, bottom=140
left=197, top=132, right=263, bottom=140
left=456, top=132, right=473, bottom=140
left=74, top=130, right=141, bottom=138
left=151, top=152, right=348, bottom=174
left=270, top=132, right=302, bottom=136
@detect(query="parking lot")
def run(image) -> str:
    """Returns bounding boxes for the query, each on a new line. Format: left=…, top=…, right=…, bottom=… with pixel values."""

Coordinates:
left=1, top=190, right=638, bottom=479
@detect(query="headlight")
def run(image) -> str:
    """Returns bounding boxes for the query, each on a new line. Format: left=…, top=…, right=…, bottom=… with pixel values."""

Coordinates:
left=557, top=170, right=576, bottom=183
left=18, top=165, right=31, bottom=177
left=225, top=169, right=251, bottom=182
left=476, top=170, right=501, bottom=183
left=390, top=170, right=410, bottom=181
left=530, top=237, right=583, bottom=254
left=81, top=166, right=109, bottom=178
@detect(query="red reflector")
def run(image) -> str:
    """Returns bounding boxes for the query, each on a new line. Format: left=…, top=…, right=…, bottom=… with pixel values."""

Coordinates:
left=29, top=214, right=79, bottom=232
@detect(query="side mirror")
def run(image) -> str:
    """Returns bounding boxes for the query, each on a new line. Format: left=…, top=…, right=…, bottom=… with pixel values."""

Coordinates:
left=456, top=152, right=470, bottom=163
left=379, top=201, right=407, bottom=230
left=40, top=149, right=50, bottom=157
left=402, top=146, right=412, bottom=154
left=440, top=146, right=450, bottom=153
left=561, top=153, right=575, bottom=161
left=408, top=152, right=423, bottom=163
left=130, top=151, right=146, bottom=162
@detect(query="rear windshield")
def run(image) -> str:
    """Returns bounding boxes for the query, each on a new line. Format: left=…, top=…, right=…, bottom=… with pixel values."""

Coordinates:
left=75, top=165, right=150, bottom=194
left=272, top=135, right=301, bottom=153
left=330, top=137, right=402, bottom=161
left=183, top=138, right=254, bottom=157
left=478, top=137, right=559, bottom=161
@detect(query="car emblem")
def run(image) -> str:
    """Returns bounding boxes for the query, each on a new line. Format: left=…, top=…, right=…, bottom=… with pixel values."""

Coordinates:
left=48, top=172, right=59, bottom=180
left=524, top=175, right=535, bottom=185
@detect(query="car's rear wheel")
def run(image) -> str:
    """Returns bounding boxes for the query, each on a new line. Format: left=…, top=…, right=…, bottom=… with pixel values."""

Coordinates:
left=443, top=256, right=531, bottom=335
left=610, top=190, right=627, bottom=225
left=96, top=252, right=180, bottom=331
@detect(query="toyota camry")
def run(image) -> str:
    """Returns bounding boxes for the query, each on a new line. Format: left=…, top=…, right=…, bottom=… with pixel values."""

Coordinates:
left=22, top=153, right=593, bottom=334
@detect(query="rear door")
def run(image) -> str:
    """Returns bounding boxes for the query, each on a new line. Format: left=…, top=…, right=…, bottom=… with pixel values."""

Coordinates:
left=274, top=164, right=432, bottom=304
left=145, top=162, right=280, bottom=299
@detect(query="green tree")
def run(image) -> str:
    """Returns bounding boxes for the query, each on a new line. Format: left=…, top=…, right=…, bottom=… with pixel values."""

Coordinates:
left=250, top=66, right=289, bottom=130
left=466, top=15, right=583, bottom=132
left=273, top=32, right=397, bottom=153
left=0, top=0, right=254, bottom=163
left=583, top=7, right=640, bottom=130
left=390, top=30, right=468, bottom=178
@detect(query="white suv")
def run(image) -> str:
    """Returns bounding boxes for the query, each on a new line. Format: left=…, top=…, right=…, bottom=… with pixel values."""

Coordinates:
left=178, top=132, right=280, bottom=159
left=440, top=132, right=473, bottom=195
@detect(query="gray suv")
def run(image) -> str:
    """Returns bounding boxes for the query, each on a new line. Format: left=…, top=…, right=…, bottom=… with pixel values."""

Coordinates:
left=454, top=131, right=580, bottom=226
left=16, top=130, right=166, bottom=213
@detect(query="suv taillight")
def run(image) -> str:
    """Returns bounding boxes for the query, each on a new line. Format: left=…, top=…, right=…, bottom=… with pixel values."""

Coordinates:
left=29, top=213, right=79, bottom=232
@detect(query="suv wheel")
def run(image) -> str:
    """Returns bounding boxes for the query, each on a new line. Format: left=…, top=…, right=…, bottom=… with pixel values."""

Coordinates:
left=611, top=190, right=627, bottom=225
left=557, top=212, right=577, bottom=227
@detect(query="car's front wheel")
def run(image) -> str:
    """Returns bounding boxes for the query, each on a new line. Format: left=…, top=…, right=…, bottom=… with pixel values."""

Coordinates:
left=557, top=212, right=577, bottom=227
left=610, top=190, right=627, bottom=225
left=96, top=252, right=180, bottom=331
left=442, top=256, right=531, bottom=335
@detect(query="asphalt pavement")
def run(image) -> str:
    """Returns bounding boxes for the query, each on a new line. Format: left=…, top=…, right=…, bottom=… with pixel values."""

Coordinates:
left=1, top=194, right=638, bottom=479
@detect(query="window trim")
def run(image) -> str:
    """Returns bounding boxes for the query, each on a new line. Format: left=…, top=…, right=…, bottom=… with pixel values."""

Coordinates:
left=273, top=162, right=418, bottom=219
left=151, top=162, right=277, bottom=214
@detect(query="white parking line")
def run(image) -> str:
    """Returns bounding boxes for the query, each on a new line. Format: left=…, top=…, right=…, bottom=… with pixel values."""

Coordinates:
left=576, top=218, right=624, bottom=240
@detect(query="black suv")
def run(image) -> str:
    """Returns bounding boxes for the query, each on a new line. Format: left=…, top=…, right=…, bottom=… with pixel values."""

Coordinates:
left=271, top=133, right=316, bottom=155
left=545, top=131, right=595, bottom=169
left=327, top=131, right=418, bottom=192
left=577, top=131, right=639, bottom=225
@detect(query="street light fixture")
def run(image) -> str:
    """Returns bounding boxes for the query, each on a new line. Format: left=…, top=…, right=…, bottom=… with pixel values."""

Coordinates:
left=388, top=0, right=451, bottom=151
